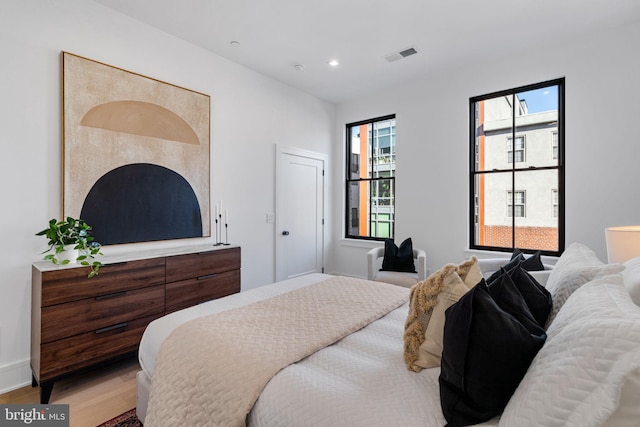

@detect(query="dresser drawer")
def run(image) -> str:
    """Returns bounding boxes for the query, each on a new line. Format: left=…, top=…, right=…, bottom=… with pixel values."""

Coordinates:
left=40, top=284, right=165, bottom=343
left=38, top=313, right=161, bottom=382
left=40, top=258, right=166, bottom=306
left=165, top=269, right=240, bottom=313
left=165, top=247, right=240, bottom=283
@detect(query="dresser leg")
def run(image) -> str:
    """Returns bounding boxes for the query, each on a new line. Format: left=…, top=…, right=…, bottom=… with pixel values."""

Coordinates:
left=40, top=381, right=54, bottom=404
left=31, top=373, right=37, bottom=388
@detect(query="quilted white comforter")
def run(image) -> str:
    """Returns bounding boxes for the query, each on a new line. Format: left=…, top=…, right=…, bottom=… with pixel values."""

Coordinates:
left=249, top=301, right=498, bottom=427
left=139, top=273, right=499, bottom=427
left=144, top=275, right=414, bottom=427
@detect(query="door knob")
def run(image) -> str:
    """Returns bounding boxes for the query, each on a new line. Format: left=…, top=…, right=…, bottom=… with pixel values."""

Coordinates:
left=282, top=231, right=290, bottom=236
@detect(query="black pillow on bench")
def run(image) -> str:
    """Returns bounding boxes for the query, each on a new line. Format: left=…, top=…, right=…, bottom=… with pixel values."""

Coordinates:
left=380, top=237, right=416, bottom=273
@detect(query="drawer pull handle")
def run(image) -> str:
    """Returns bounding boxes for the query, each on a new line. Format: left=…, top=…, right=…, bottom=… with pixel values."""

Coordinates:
left=95, top=322, right=128, bottom=334
left=197, top=273, right=218, bottom=280
left=95, top=291, right=126, bottom=300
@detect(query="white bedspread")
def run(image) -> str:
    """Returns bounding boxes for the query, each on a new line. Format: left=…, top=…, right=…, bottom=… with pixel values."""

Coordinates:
left=249, top=302, right=498, bottom=427
left=145, top=276, right=409, bottom=427
left=138, top=273, right=499, bottom=427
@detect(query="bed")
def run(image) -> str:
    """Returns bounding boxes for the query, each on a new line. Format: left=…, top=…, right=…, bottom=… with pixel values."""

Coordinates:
left=136, top=243, right=640, bottom=427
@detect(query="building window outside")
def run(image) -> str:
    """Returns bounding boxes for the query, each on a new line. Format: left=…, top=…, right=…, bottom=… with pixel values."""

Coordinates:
left=507, top=191, right=526, bottom=217
left=470, top=78, right=564, bottom=255
left=346, top=114, right=396, bottom=240
left=350, top=153, right=359, bottom=174
left=507, top=136, right=526, bottom=163
left=351, top=207, right=359, bottom=227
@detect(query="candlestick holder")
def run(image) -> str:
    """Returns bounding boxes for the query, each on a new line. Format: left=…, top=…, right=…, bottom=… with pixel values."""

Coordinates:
left=224, top=223, right=230, bottom=245
left=214, top=215, right=224, bottom=246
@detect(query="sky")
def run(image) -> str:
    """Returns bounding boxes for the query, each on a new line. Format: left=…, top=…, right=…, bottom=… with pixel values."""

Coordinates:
left=519, top=85, right=559, bottom=113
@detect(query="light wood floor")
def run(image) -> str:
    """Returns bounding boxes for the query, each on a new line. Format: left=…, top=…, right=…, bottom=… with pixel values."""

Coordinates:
left=0, top=356, right=139, bottom=427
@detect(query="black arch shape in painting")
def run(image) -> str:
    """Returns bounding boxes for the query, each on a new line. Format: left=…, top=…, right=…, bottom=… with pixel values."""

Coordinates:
left=81, top=163, right=203, bottom=245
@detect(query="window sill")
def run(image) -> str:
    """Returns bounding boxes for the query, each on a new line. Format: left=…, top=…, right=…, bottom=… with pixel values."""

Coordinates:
left=464, top=248, right=558, bottom=266
left=340, top=239, right=384, bottom=249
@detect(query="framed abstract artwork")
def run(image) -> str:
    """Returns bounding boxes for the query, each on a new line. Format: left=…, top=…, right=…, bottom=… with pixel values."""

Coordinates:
left=61, top=52, right=210, bottom=245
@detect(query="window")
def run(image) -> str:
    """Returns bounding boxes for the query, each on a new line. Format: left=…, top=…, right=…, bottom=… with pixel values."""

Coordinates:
left=470, top=78, right=564, bottom=255
left=346, top=114, right=396, bottom=240
left=507, top=136, right=526, bottom=163
left=507, top=191, right=526, bottom=217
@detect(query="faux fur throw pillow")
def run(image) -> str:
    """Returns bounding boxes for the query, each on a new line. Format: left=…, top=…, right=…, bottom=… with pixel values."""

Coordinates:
left=404, top=257, right=482, bottom=372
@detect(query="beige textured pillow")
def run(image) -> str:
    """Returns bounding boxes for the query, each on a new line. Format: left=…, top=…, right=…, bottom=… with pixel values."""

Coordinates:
left=403, top=256, right=481, bottom=372
left=457, top=255, right=484, bottom=288
left=414, top=269, right=468, bottom=369
left=417, top=256, right=482, bottom=369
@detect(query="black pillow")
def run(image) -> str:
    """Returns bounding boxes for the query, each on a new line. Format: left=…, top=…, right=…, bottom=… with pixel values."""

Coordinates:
left=511, top=249, right=545, bottom=271
left=486, top=253, right=523, bottom=283
left=510, top=248, right=523, bottom=260
left=380, top=238, right=416, bottom=273
left=487, top=269, right=549, bottom=330
left=505, top=266, right=552, bottom=327
left=439, top=279, right=547, bottom=426
left=485, top=267, right=551, bottom=326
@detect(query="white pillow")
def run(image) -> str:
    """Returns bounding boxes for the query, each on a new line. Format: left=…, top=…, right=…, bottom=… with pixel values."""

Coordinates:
left=623, top=256, right=640, bottom=306
left=602, top=368, right=640, bottom=427
left=544, top=243, right=624, bottom=327
left=499, top=274, right=640, bottom=427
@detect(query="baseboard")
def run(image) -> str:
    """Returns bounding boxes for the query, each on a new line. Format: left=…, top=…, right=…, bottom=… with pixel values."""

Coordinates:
left=327, top=271, right=365, bottom=279
left=0, top=359, right=31, bottom=395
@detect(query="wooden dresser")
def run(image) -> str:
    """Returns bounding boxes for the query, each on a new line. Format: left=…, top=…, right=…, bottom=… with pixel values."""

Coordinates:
left=31, top=244, right=240, bottom=403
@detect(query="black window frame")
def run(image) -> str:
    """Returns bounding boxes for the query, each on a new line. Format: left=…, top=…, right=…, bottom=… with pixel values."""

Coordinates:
left=469, top=78, right=565, bottom=256
left=345, top=114, right=396, bottom=241
left=551, top=131, right=559, bottom=160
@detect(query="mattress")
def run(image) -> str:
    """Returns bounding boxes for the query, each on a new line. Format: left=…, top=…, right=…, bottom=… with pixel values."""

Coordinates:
left=138, top=273, right=499, bottom=426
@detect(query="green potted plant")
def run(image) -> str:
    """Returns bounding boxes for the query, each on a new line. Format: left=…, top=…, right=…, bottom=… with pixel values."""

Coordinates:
left=36, top=217, right=103, bottom=278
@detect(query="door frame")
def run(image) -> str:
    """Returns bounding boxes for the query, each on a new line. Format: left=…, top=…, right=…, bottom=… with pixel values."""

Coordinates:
left=275, top=145, right=328, bottom=282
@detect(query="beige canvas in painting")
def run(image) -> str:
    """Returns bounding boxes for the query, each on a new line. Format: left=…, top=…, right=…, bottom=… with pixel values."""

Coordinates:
left=62, top=52, right=210, bottom=245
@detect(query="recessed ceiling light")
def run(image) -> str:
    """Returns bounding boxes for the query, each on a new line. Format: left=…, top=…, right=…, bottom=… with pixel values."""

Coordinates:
left=229, top=40, right=240, bottom=46
left=328, top=60, right=339, bottom=67
left=294, top=64, right=305, bottom=71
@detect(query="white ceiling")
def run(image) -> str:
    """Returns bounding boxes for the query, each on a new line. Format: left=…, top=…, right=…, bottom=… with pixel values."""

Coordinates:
left=94, top=0, right=640, bottom=104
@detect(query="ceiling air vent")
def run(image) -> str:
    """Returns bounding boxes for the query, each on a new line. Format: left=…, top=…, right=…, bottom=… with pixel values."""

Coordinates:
left=384, top=46, right=418, bottom=63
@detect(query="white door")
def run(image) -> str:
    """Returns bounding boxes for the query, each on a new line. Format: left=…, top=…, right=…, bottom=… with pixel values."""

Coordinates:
left=276, top=147, right=326, bottom=281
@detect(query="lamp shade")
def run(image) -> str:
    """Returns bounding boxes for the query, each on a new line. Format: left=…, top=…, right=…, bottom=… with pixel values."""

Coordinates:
left=605, top=226, right=640, bottom=263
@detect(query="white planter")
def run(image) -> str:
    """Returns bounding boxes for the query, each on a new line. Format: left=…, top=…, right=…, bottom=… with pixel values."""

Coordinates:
left=58, top=245, right=80, bottom=263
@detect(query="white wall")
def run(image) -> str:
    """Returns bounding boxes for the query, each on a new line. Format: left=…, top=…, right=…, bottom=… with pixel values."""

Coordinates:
left=0, top=0, right=334, bottom=392
left=330, top=21, right=640, bottom=278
